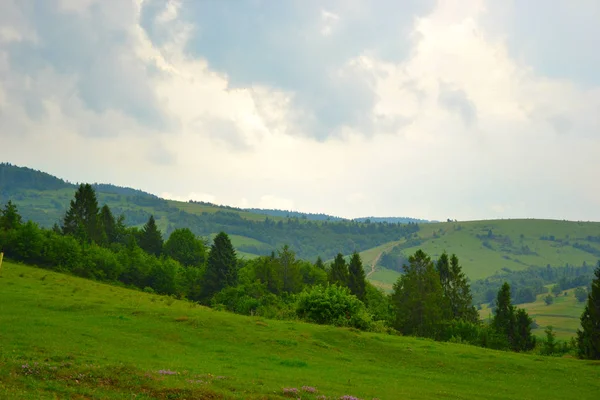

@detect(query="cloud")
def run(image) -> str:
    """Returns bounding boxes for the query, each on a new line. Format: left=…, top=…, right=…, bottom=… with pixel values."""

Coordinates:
left=1, top=0, right=599, bottom=223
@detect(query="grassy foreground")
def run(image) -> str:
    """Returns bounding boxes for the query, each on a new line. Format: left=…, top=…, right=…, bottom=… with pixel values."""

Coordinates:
left=1, top=262, right=599, bottom=399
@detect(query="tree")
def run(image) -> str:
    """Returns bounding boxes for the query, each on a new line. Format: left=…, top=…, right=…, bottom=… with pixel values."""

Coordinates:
left=543, top=326, right=557, bottom=355
left=551, top=284, right=562, bottom=297
left=577, top=262, right=600, bottom=359
left=163, top=228, right=206, bottom=267
left=203, top=232, right=238, bottom=301
left=138, top=215, right=163, bottom=256
left=437, top=252, right=478, bottom=323
left=544, top=294, right=554, bottom=305
left=328, top=253, right=349, bottom=286
left=0, top=200, right=22, bottom=231
left=348, top=251, right=367, bottom=301
left=575, top=287, right=588, bottom=303
left=62, top=184, right=101, bottom=243
left=99, top=205, right=117, bottom=245
left=392, top=250, right=446, bottom=338
left=277, top=244, right=303, bottom=293
left=492, top=282, right=535, bottom=352
left=314, top=256, right=325, bottom=270
left=513, top=308, right=536, bottom=352
left=492, top=282, right=516, bottom=346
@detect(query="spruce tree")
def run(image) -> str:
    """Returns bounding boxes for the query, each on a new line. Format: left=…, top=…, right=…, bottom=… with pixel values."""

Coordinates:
left=492, top=282, right=516, bottom=346
left=348, top=251, right=367, bottom=301
left=203, top=232, right=238, bottom=301
left=314, top=256, right=325, bottom=270
left=513, top=308, right=536, bottom=352
left=62, top=184, right=101, bottom=243
left=138, top=215, right=163, bottom=256
left=392, top=250, right=445, bottom=338
left=277, top=244, right=303, bottom=293
left=0, top=200, right=22, bottom=231
left=577, top=262, right=600, bottom=359
left=448, top=253, right=478, bottom=322
left=328, top=253, right=349, bottom=286
left=99, top=204, right=117, bottom=245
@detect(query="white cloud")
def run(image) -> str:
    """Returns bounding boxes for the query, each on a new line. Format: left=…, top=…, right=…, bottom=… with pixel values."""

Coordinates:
left=1, top=0, right=599, bottom=222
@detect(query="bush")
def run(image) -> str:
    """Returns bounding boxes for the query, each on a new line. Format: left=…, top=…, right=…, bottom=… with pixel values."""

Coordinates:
left=295, top=284, right=372, bottom=330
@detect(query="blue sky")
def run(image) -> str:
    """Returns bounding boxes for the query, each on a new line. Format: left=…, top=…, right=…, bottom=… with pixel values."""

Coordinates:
left=1, top=0, right=599, bottom=221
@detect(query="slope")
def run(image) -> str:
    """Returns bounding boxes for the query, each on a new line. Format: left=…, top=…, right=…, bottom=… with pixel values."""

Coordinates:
left=362, top=219, right=600, bottom=289
left=1, top=261, right=599, bottom=399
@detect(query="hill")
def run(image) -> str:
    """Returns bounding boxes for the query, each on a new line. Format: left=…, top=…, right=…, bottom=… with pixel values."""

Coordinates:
left=1, top=261, right=599, bottom=399
left=2, top=162, right=599, bottom=290
left=361, top=219, right=600, bottom=290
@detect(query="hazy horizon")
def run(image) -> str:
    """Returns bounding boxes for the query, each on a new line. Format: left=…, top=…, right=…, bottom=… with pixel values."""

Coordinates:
left=2, top=0, right=599, bottom=222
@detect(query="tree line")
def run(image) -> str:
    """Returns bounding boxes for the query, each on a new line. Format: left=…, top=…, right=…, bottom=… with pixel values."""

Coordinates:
left=1, top=184, right=598, bottom=359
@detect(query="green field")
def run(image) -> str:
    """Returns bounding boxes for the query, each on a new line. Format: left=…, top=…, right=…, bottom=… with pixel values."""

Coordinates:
left=1, top=261, right=600, bottom=399
left=479, top=288, right=587, bottom=340
left=362, top=219, right=600, bottom=288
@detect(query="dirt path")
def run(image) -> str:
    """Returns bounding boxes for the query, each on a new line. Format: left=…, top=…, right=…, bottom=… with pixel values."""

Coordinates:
left=367, top=251, right=384, bottom=278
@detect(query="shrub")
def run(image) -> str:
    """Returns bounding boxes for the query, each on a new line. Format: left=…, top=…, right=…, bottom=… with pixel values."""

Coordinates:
left=295, top=284, right=372, bottom=330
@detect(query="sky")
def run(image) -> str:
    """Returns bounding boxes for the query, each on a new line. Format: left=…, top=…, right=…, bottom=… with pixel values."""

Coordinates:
left=1, top=0, right=599, bottom=222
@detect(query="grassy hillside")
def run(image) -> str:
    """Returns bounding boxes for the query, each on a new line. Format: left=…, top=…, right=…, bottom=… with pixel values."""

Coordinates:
left=362, top=219, right=600, bottom=288
left=1, top=261, right=600, bottom=399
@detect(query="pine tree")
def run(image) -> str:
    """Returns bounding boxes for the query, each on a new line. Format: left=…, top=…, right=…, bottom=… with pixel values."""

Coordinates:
left=392, top=250, right=445, bottom=338
left=492, top=282, right=516, bottom=346
left=447, top=254, right=479, bottom=323
left=0, top=200, right=22, bottom=231
left=314, top=256, right=325, bottom=270
left=277, top=245, right=303, bottom=293
left=577, top=262, right=600, bottom=359
left=513, top=308, right=536, bottom=352
left=203, top=232, right=238, bottom=301
left=99, top=205, right=117, bottom=245
left=328, top=253, right=348, bottom=286
left=62, top=184, right=101, bottom=243
left=138, top=215, right=163, bottom=256
left=348, top=251, right=367, bottom=301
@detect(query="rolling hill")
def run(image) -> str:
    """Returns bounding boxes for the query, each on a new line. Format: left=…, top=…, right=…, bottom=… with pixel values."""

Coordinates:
left=1, top=260, right=599, bottom=399
left=2, top=162, right=599, bottom=292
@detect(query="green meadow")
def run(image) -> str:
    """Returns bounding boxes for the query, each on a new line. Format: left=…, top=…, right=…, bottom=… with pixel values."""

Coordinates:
left=362, top=219, right=600, bottom=286
left=1, top=261, right=600, bottom=399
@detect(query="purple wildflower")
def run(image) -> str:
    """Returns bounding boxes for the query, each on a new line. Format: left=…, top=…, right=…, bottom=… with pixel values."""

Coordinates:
left=302, top=386, right=318, bottom=393
left=157, top=369, right=178, bottom=375
left=283, top=387, right=299, bottom=396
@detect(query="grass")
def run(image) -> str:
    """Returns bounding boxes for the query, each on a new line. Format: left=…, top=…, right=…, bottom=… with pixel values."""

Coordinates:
left=479, top=288, right=587, bottom=340
left=361, top=219, right=600, bottom=288
left=1, top=261, right=600, bottom=399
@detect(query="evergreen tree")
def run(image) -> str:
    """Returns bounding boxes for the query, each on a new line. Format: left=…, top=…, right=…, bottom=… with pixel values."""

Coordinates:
left=492, top=282, right=516, bottom=346
left=99, top=204, right=117, bottom=245
left=328, top=253, right=349, bottom=286
left=62, top=184, right=101, bottom=243
left=203, top=232, right=238, bottom=301
left=577, top=262, right=600, bottom=359
left=314, top=256, right=325, bottom=270
left=348, top=251, right=367, bottom=301
left=513, top=308, right=536, bottom=352
left=392, top=250, right=446, bottom=338
left=0, top=200, right=22, bottom=231
left=138, top=215, right=163, bottom=256
left=277, top=245, right=303, bottom=293
left=437, top=253, right=478, bottom=323
left=163, top=228, right=206, bottom=267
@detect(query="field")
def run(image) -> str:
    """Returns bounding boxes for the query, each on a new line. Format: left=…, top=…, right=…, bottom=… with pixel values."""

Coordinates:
left=1, top=261, right=600, bottom=399
left=361, top=219, right=600, bottom=288
left=479, top=288, right=587, bottom=340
